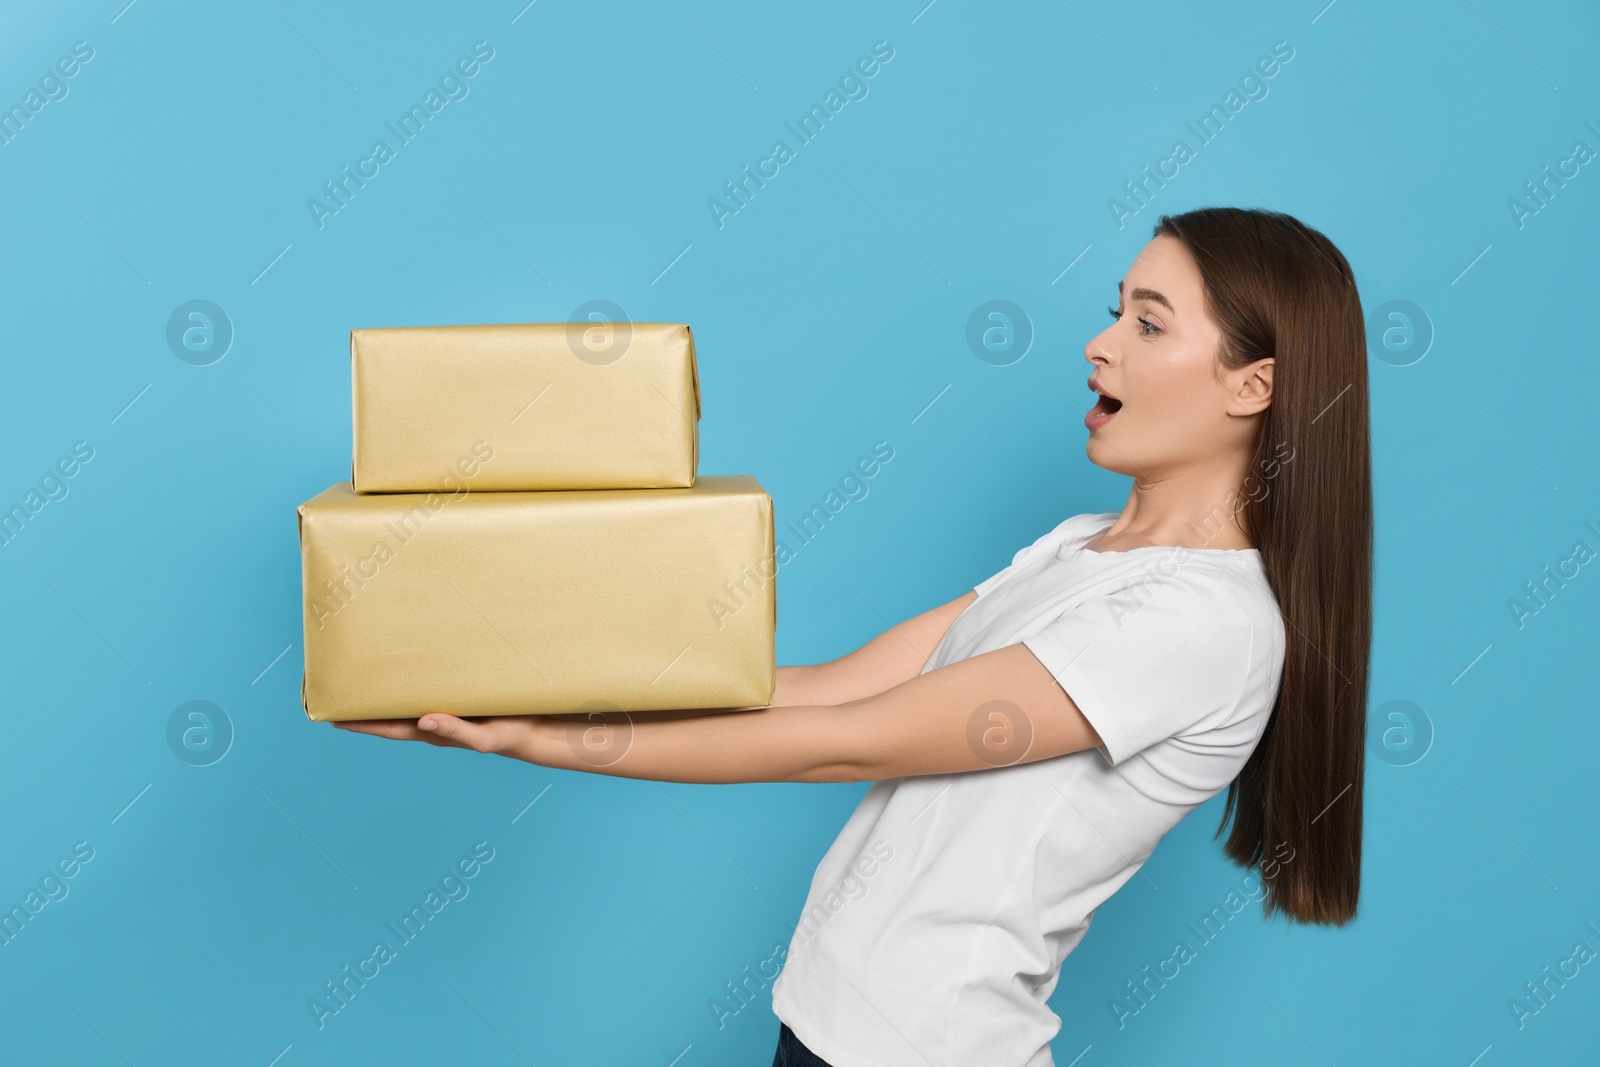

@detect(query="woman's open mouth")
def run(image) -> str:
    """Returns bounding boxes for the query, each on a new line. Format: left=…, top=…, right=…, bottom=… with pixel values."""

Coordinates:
left=1085, top=379, right=1123, bottom=432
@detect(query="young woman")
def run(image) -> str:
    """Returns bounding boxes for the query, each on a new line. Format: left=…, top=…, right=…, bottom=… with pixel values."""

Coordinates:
left=334, top=206, right=1373, bottom=1067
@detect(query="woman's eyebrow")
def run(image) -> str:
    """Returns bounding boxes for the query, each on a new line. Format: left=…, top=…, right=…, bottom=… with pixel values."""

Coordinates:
left=1117, top=279, right=1175, bottom=315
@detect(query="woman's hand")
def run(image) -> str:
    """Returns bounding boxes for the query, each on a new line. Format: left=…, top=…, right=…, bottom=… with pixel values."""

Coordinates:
left=332, top=713, right=562, bottom=764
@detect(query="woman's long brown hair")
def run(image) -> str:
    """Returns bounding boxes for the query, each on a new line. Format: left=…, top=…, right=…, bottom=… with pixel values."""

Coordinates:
left=1153, top=207, right=1372, bottom=926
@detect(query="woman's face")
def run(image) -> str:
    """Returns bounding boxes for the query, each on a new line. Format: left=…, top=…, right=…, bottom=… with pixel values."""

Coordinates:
left=1082, top=234, right=1271, bottom=478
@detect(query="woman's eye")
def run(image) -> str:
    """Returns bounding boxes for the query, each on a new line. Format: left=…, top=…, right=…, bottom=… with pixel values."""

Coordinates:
left=1106, top=305, right=1160, bottom=336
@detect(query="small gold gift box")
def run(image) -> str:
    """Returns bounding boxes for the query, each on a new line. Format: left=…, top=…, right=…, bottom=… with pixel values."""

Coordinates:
left=350, top=321, right=700, bottom=492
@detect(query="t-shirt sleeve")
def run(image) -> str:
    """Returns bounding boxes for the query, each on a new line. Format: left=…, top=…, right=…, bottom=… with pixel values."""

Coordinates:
left=973, top=515, right=1098, bottom=598
left=1020, top=570, right=1256, bottom=765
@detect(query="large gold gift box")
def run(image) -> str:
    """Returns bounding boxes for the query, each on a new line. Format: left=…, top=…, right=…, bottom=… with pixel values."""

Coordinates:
left=297, top=475, right=775, bottom=722
left=350, top=321, right=701, bottom=492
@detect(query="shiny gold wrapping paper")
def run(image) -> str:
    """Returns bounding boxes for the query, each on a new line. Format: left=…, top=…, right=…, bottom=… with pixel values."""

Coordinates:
left=297, top=475, right=775, bottom=722
left=350, top=321, right=701, bottom=492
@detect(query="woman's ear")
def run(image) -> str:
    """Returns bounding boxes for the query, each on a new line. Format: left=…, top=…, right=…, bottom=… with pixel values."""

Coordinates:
left=1230, top=358, right=1274, bottom=415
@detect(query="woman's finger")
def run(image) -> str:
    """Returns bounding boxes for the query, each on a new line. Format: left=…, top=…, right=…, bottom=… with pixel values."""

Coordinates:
left=331, top=719, right=413, bottom=739
left=330, top=714, right=537, bottom=759
left=331, top=717, right=474, bottom=750
left=414, top=712, right=505, bottom=753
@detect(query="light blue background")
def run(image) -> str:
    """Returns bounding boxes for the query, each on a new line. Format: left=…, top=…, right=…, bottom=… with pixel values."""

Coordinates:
left=2, top=0, right=1597, bottom=1064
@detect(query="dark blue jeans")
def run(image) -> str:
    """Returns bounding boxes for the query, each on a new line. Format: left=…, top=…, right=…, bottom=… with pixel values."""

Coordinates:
left=771, top=1021, right=835, bottom=1067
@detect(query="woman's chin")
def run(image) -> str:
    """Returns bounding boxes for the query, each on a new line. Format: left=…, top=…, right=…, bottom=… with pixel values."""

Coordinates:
left=1084, top=434, right=1137, bottom=476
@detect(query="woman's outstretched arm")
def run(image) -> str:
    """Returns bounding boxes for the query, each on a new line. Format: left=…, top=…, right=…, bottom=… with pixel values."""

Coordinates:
left=525, top=641, right=1102, bottom=783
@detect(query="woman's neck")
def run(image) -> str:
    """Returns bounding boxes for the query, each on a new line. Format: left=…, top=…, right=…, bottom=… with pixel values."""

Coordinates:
left=1090, top=460, right=1260, bottom=552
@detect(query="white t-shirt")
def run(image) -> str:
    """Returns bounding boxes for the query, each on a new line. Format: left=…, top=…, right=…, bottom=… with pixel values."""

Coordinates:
left=769, top=511, right=1287, bottom=1067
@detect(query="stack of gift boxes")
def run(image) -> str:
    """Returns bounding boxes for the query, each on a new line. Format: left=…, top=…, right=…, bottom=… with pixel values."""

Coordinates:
left=296, top=321, right=776, bottom=723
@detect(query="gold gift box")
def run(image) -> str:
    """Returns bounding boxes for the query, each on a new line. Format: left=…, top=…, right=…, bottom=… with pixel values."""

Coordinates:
left=350, top=321, right=701, bottom=492
left=297, top=475, right=775, bottom=722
